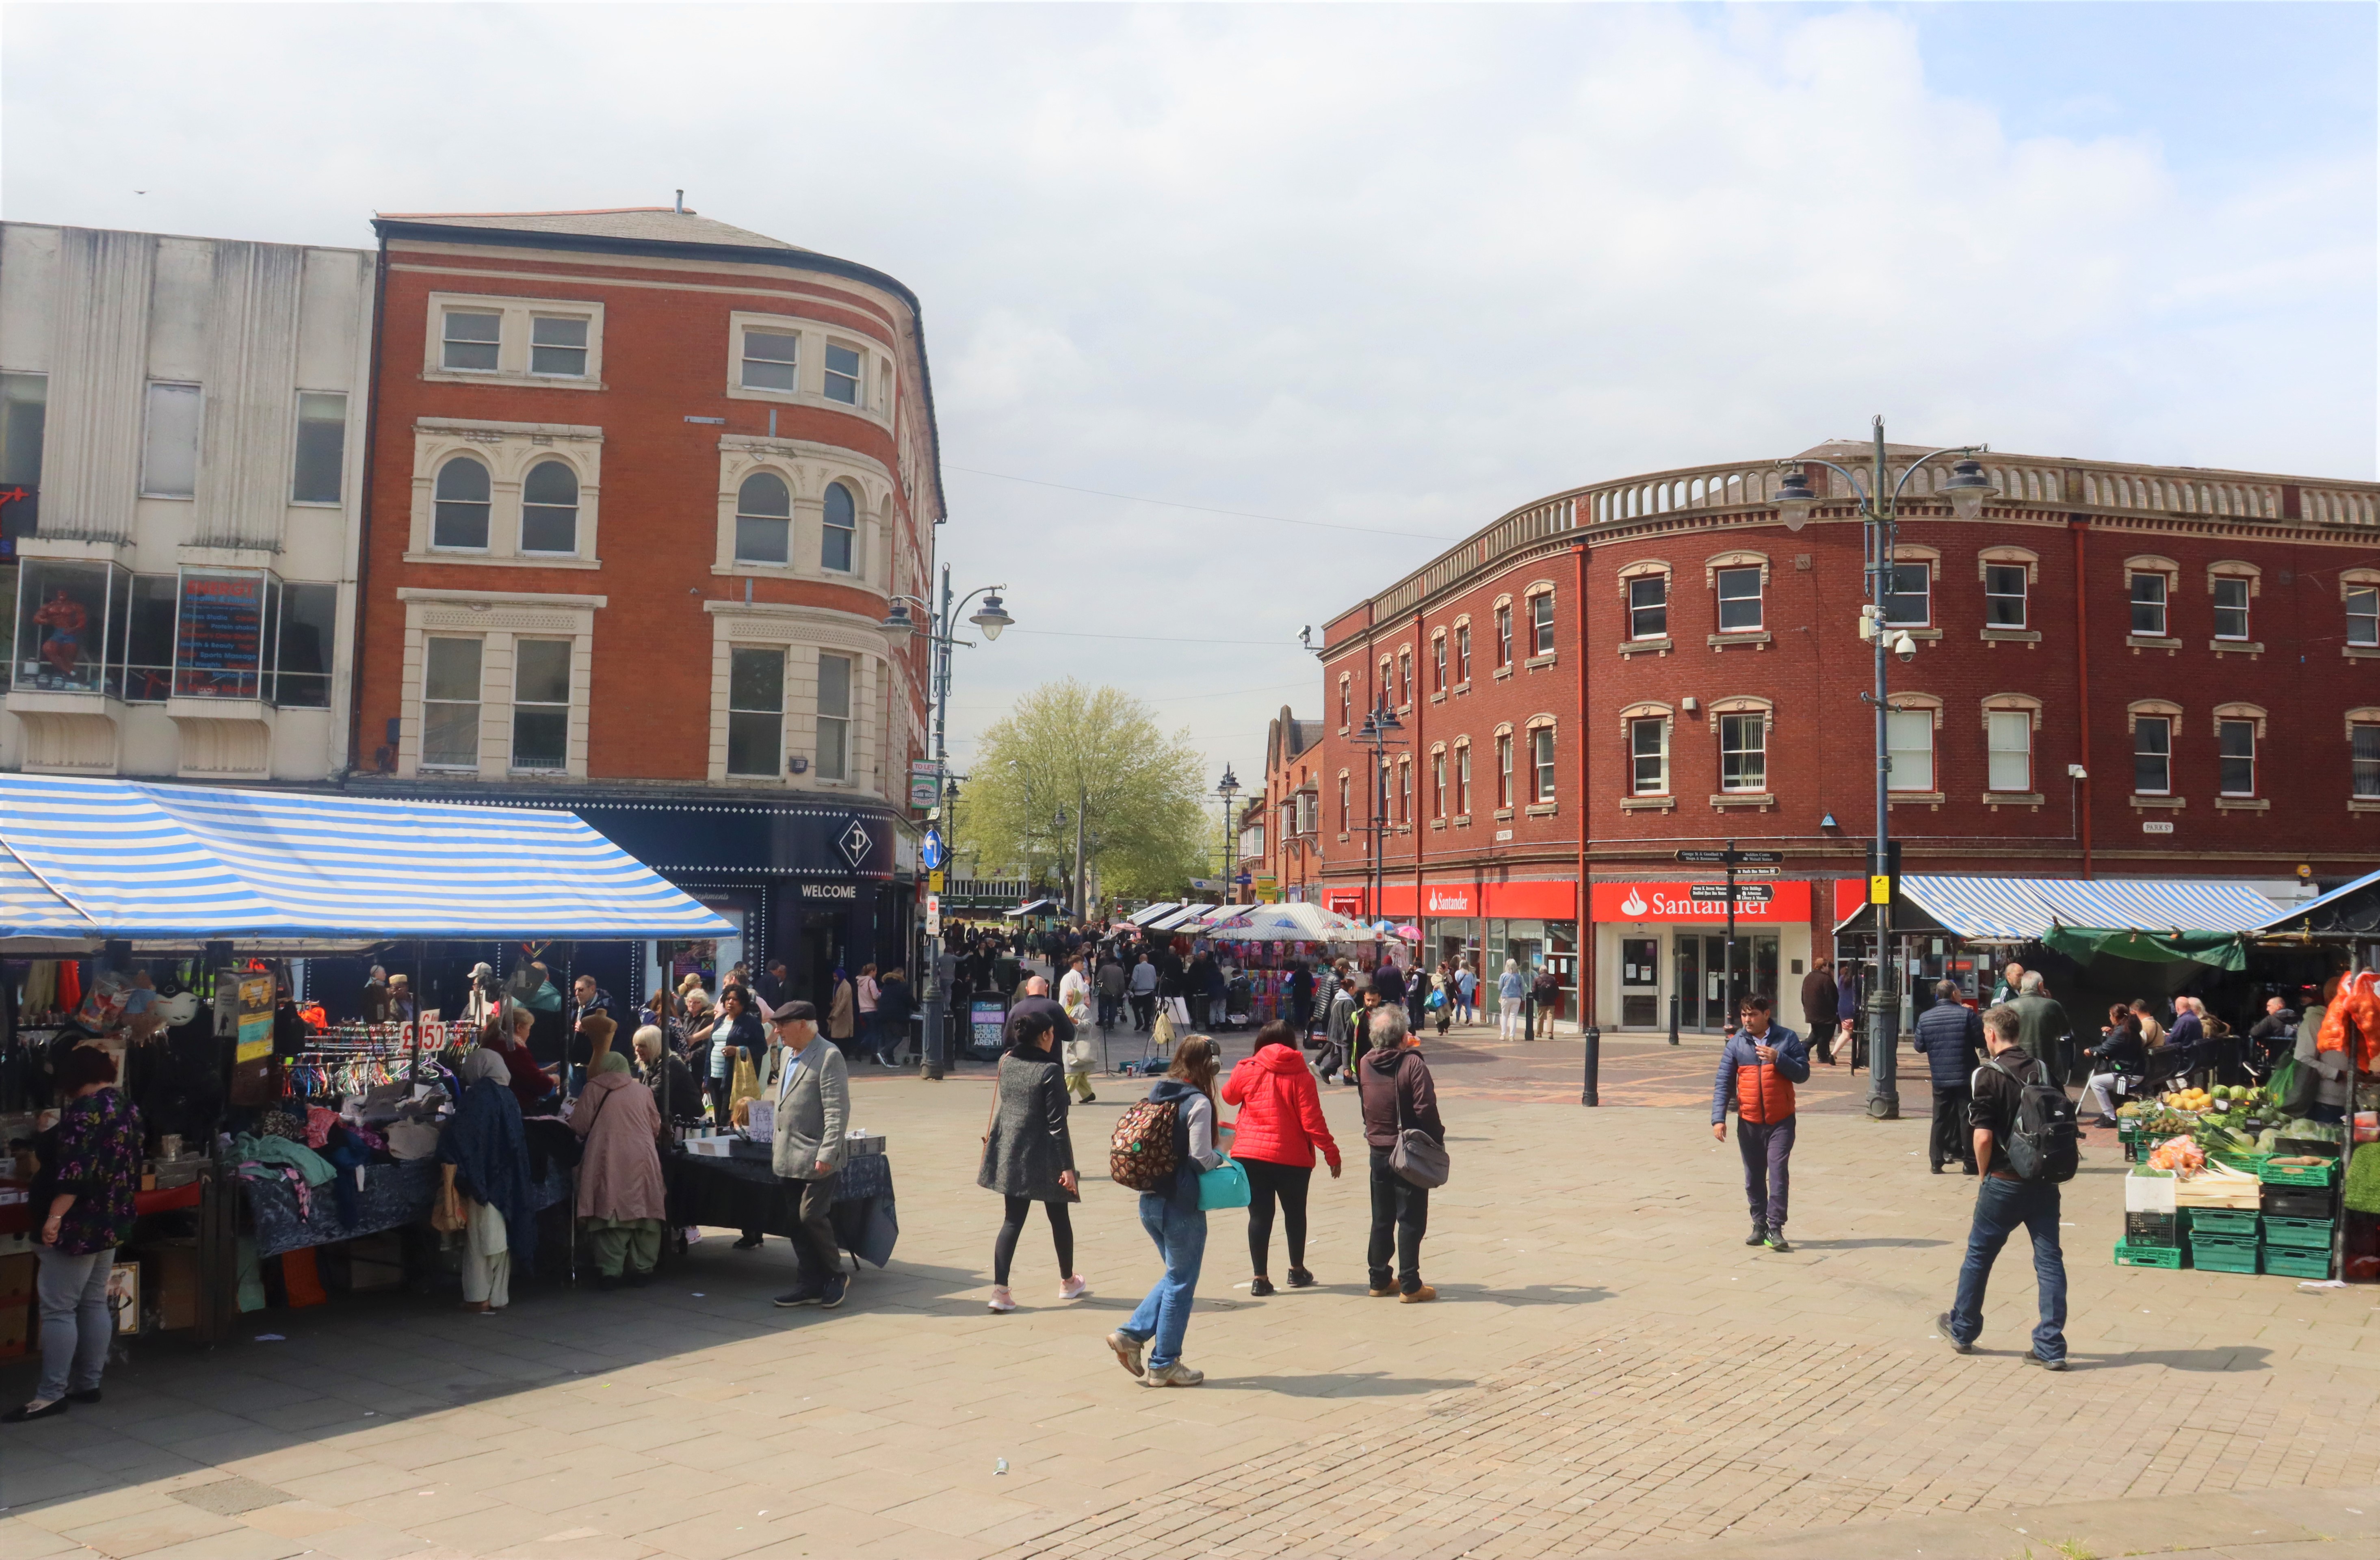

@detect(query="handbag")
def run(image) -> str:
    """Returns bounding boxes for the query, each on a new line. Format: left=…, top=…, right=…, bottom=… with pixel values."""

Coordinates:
left=1382, top=1056, right=1451, bottom=1189
left=1197, top=1156, right=1251, bottom=1210
left=431, top=1165, right=467, bottom=1233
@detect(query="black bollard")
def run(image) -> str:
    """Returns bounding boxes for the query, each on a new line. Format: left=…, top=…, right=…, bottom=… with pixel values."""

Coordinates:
left=1668, top=993, right=1681, bottom=1047
left=1581, top=1025, right=1600, bottom=1106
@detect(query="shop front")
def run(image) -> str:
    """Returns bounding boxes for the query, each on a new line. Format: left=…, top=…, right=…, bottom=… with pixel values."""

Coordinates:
left=1592, top=879, right=1815, bottom=1034
left=1323, top=879, right=1578, bottom=1022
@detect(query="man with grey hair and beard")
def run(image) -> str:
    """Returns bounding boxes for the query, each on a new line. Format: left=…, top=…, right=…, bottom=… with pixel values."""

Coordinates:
left=2012, top=971, right=2076, bottom=1088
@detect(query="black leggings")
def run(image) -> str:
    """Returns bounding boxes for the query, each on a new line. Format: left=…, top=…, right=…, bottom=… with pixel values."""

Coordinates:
left=992, top=1196, right=1074, bottom=1287
left=1242, top=1158, right=1314, bottom=1276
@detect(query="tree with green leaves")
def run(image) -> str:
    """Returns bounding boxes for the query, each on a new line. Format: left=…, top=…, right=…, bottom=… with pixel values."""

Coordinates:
left=952, top=679, right=1211, bottom=906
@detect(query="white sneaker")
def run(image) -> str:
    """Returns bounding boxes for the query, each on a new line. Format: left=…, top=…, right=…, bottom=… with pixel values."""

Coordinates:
left=988, top=1285, right=1017, bottom=1313
left=1058, top=1275, right=1089, bottom=1300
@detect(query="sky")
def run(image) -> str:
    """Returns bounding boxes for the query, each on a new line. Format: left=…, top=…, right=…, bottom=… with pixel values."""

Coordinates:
left=5, top=2, right=2374, bottom=839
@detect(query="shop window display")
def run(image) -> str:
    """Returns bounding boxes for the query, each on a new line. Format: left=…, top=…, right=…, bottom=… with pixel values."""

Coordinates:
left=13, top=558, right=123, bottom=695
left=122, top=575, right=178, bottom=702
left=173, top=570, right=270, bottom=699
left=272, top=584, right=338, bottom=709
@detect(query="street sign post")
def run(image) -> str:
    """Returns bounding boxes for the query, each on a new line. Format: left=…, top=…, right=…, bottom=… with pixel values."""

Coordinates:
left=925, top=892, right=941, bottom=937
left=1671, top=842, right=1782, bottom=1017
left=921, top=827, right=944, bottom=872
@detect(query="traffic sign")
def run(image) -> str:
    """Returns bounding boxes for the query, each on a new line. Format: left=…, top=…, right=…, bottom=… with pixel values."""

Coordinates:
left=1728, top=866, right=1781, bottom=877
left=1235, top=872, right=1253, bottom=887
left=1688, top=883, right=1773, bottom=902
left=928, top=870, right=944, bottom=894
left=1675, top=847, right=1781, bottom=865
left=925, top=892, right=942, bottom=937
left=921, top=828, right=943, bottom=871
left=1674, top=850, right=1731, bottom=863
left=1734, top=850, right=1783, bottom=864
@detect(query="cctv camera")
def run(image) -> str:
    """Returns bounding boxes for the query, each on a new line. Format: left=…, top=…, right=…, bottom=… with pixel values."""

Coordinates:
left=1892, top=631, right=1917, bottom=663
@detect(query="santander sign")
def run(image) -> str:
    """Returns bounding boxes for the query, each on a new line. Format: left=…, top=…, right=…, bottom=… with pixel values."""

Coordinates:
left=1590, top=881, right=1810, bottom=922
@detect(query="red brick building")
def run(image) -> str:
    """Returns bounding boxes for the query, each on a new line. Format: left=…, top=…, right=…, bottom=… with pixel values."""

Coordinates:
left=1312, top=441, right=2380, bottom=1033
left=353, top=207, right=940, bottom=1002
left=1243, top=706, right=1324, bottom=903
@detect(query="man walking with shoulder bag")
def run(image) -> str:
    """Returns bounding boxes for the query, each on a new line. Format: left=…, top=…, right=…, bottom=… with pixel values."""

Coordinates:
left=1940, top=1004, right=2075, bottom=1369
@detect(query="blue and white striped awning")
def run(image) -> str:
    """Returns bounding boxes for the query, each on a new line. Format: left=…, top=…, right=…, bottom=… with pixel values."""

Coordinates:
left=0, top=776, right=735, bottom=946
left=1842, top=874, right=2288, bottom=941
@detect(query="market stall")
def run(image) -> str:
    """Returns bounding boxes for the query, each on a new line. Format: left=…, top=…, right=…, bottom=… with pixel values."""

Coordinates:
left=0, top=776, right=734, bottom=1344
left=665, top=1138, right=898, bottom=1270
left=2112, top=1077, right=2348, bottom=1281
left=1204, top=903, right=1383, bottom=1032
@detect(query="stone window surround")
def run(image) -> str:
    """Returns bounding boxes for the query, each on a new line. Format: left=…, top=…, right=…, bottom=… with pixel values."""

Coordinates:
left=396, top=586, right=603, bottom=780
left=1976, top=546, right=2040, bottom=584
left=1619, top=701, right=1672, bottom=798
left=422, top=290, right=605, bottom=390
left=723, top=308, right=894, bottom=431
left=703, top=600, right=890, bottom=794
left=407, top=418, right=603, bottom=569
left=2212, top=702, right=2267, bottom=739
left=712, top=436, right=894, bottom=588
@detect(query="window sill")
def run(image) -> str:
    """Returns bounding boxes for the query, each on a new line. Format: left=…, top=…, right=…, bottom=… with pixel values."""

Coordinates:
left=2210, top=640, right=2263, bottom=657
left=2130, top=794, right=2187, bottom=811
left=406, top=551, right=604, bottom=571
left=1708, top=632, right=1771, bottom=649
left=1337, top=833, right=1351, bottom=843
left=2350, top=800, right=2380, bottom=814
left=1429, top=691, right=1446, bottom=705
left=1525, top=652, right=1558, bottom=670
left=1524, top=802, right=1559, bottom=817
left=1982, top=792, right=2044, bottom=809
left=1619, top=637, right=1672, bottom=658
left=2214, top=797, right=2270, bottom=812
left=1620, top=796, right=1676, bottom=812
left=1429, top=818, right=1447, bottom=831
left=1709, top=792, right=1774, bottom=809
left=1887, top=792, right=1946, bottom=811
left=2344, top=647, right=2380, bottom=660
left=1492, top=808, right=1514, bottom=822
left=2126, top=635, right=2181, bottom=653
left=1492, top=666, right=1513, bottom=682
left=1888, top=626, right=1945, bottom=640
left=1451, top=682, right=1471, bottom=697
left=422, top=368, right=606, bottom=393
left=1451, top=814, right=1471, bottom=828
left=724, top=384, right=893, bottom=428
left=1980, top=628, right=2041, bottom=644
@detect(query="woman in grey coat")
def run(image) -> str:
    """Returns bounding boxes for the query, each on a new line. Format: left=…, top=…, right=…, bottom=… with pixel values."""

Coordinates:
left=979, top=1009, right=1085, bottom=1312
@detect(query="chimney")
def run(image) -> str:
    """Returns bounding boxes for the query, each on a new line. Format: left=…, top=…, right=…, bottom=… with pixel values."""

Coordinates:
left=674, top=190, right=685, bottom=214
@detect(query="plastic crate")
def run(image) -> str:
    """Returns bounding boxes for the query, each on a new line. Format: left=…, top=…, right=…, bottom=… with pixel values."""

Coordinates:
left=2261, top=1216, right=2336, bottom=1250
left=2187, top=1208, right=2260, bottom=1238
left=2263, top=1186, right=2335, bottom=1219
left=2263, top=1246, right=2334, bottom=1279
left=2189, top=1235, right=2260, bottom=1274
left=2124, top=1212, right=2180, bottom=1247
left=2259, top=1159, right=2339, bottom=1188
left=2114, top=1241, right=2186, bottom=1269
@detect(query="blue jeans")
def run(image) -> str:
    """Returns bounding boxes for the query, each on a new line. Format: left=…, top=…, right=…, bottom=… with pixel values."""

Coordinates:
left=35, top=1243, right=116, bottom=1402
left=1948, top=1176, right=2068, bottom=1361
left=1120, top=1192, right=1206, bottom=1370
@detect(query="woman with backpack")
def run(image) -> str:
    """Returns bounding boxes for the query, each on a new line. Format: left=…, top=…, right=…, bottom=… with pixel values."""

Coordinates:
left=978, top=1009, right=1087, bottom=1312
left=1104, top=1034, right=1228, bottom=1387
left=1222, top=1021, right=1341, bottom=1294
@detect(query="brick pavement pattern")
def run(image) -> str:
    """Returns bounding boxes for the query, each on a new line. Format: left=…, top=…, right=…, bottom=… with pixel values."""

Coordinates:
left=5, top=1028, right=2378, bottom=1560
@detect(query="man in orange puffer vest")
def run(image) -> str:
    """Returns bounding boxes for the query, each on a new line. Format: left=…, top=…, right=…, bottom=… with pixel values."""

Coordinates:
left=1711, top=994, right=1811, bottom=1253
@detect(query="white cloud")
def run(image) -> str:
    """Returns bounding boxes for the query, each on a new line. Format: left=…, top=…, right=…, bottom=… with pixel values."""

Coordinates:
left=4, top=3, right=2369, bottom=798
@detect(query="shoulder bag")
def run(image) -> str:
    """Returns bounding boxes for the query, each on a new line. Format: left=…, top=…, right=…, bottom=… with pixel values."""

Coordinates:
left=1385, top=1056, right=1450, bottom=1189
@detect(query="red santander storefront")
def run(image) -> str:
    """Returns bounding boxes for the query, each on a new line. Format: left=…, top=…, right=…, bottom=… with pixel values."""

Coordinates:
left=1591, top=879, right=1817, bottom=1036
left=1322, top=879, right=1580, bottom=1024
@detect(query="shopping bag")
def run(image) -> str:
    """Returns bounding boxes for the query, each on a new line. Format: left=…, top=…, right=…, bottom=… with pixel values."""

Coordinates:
left=1197, top=1156, right=1252, bottom=1210
left=431, top=1166, right=467, bottom=1233
left=728, top=1053, right=761, bottom=1110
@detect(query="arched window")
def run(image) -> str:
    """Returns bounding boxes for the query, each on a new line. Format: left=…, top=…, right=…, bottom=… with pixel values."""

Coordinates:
left=432, top=456, right=491, bottom=550
left=520, top=460, right=578, bottom=554
left=822, top=481, right=857, bottom=572
left=736, top=472, right=792, bottom=565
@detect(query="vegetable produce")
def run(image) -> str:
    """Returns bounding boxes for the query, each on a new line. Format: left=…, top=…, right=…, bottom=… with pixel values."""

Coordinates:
left=2147, top=1135, right=2206, bottom=1173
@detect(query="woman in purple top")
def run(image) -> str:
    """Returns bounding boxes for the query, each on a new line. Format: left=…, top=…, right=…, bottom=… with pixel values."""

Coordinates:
left=8, top=1046, right=144, bottom=1423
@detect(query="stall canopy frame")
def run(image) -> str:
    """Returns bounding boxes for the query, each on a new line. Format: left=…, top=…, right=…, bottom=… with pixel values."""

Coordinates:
left=2254, top=866, right=2380, bottom=940
left=1832, top=874, right=2284, bottom=971
left=0, top=775, right=735, bottom=950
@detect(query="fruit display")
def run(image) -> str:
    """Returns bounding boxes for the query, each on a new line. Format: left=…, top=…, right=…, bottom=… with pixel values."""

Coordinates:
left=2147, top=1135, right=2206, bottom=1173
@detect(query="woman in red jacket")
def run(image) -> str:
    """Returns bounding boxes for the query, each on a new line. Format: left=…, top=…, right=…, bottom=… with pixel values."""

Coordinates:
left=1221, top=1020, right=1342, bottom=1294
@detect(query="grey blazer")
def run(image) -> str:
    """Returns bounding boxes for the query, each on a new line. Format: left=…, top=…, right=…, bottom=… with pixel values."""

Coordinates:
left=769, top=1039, right=851, bottom=1181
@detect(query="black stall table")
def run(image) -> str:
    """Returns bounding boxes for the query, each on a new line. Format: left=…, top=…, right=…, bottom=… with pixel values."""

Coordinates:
left=665, top=1147, right=897, bottom=1268
left=244, top=1158, right=573, bottom=1259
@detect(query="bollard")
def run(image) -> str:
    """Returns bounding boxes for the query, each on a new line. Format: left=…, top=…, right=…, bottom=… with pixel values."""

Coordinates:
left=1581, top=1025, right=1600, bottom=1107
left=1668, top=993, right=1681, bottom=1047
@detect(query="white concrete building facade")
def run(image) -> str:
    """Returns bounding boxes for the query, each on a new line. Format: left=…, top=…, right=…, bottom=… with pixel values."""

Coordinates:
left=0, top=223, right=374, bottom=781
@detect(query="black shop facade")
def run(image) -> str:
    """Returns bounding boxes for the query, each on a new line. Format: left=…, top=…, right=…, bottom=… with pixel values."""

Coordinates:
left=334, top=783, right=917, bottom=1020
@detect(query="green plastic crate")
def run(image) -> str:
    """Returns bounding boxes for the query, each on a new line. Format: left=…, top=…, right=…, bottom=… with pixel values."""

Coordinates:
left=2263, top=1246, right=2334, bottom=1279
left=2189, top=1235, right=2260, bottom=1274
left=2114, top=1241, right=2185, bottom=1269
left=2259, top=1159, right=2338, bottom=1188
left=2187, top=1208, right=2260, bottom=1238
left=2261, top=1216, right=2336, bottom=1250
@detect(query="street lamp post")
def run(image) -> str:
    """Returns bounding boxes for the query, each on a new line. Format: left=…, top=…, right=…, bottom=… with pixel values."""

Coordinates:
left=1774, top=416, right=1996, bottom=1123
left=1354, top=705, right=1405, bottom=927
left=1215, top=766, right=1241, bottom=903
left=882, top=567, right=1014, bottom=1078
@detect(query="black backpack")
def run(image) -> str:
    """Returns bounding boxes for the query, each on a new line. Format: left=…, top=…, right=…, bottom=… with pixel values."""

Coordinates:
left=1986, top=1054, right=2078, bottom=1184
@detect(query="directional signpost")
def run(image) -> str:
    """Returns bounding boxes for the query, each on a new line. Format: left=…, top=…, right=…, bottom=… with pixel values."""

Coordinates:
left=1674, top=842, right=1783, bottom=1023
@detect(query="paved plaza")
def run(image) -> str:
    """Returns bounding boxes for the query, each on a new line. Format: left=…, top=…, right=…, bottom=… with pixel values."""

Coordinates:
left=6, top=1027, right=2380, bottom=1560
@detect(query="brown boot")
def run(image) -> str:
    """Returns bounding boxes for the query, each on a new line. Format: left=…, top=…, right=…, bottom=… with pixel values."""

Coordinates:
left=1399, top=1285, right=1438, bottom=1304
